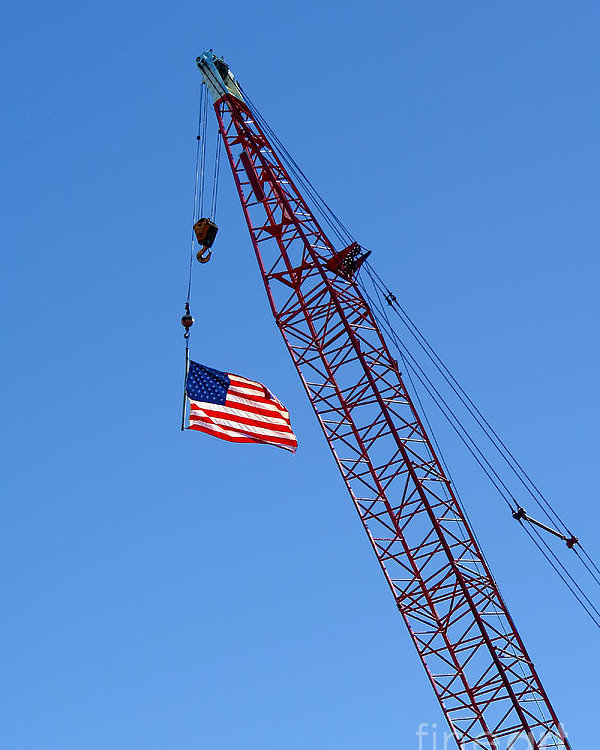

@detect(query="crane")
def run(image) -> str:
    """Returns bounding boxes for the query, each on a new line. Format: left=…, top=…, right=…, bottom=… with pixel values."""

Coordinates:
left=193, top=50, right=571, bottom=750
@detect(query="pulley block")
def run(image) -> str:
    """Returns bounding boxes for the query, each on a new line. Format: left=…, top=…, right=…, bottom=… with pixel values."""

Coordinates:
left=193, top=218, right=218, bottom=264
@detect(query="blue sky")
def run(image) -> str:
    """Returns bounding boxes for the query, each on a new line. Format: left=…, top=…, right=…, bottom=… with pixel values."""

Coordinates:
left=2, top=2, right=599, bottom=749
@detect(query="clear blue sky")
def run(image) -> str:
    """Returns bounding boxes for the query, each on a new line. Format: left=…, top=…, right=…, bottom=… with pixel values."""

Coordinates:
left=2, top=2, right=599, bottom=749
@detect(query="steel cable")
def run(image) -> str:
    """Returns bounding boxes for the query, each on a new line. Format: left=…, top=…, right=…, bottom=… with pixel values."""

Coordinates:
left=203, top=63, right=600, bottom=623
left=358, top=277, right=519, bottom=512
left=363, top=263, right=600, bottom=592
left=186, top=83, right=206, bottom=303
left=364, top=262, right=571, bottom=535
left=210, top=132, right=222, bottom=222
left=239, top=84, right=354, bottom=248
left=358, top=269, right=600, bottom=625
left=521, top=523, right=600, bottom=629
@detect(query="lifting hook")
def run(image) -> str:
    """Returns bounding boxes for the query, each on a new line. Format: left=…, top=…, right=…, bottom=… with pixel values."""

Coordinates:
left=196, top=246, right=212, bottom=264
left=193, top=219, right=218, bottom=264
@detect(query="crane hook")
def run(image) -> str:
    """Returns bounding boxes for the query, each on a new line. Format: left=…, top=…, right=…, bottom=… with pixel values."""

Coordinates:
left=193, top=219, right=218, bottom=264
left=196, top=246, right=212, bottom=264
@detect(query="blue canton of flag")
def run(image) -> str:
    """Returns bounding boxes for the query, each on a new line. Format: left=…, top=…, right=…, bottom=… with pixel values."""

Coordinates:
left=186, top=362, right=230, bottom=405
left=185, top=360, right=297, bottom=452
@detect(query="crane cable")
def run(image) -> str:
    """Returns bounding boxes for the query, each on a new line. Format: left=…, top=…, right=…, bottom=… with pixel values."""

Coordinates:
left=356, top=267, right=600, bottom=629
left=185, top=82, right=224, bottom=306
left=359, top=273, right=600, bottom=628
left=230, top=96, right=551, bottom=652
left=182, top=83, right=213, bottom=430
left=366, top=263, right=570, bottom=533
left=209, top=134, right=222, bottom=223
left=239, top=92, right=522, bottom=591
left=358, top=276, right=521, bottom=513
left=186, top=83, right=208, bottom=306
left=393, top=331, right=579, bottom=710
left=362, top=261, right=600, bottom=587
left=231, top=81, right=600, bottom=627
left=363, top=271, right=520, bottom=512
left=184, top=81, right=222, bottom=321
left=239, top=85, right=354, bottom=248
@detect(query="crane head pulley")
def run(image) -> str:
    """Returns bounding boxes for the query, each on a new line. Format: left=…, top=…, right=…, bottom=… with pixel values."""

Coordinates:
left=196, top=50, right=244, bottom=103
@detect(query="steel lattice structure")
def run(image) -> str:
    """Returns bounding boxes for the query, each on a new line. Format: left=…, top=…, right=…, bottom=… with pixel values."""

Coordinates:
left=197, top=52, right=570, bottom=750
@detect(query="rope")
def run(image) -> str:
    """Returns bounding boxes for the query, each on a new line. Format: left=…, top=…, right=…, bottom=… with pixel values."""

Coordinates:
left=359, top=278, right=519, bottom=512
left=239, top=84, right=354, bottom=248
left=185, top=83, right=206, bottom=304
left=359, top=272, right=595, bottom=707
left=365, top=262, right=571, bottom=534
left=580, top=546, right=600, bottom=581
left=521, top=522, right=600, bottom=629
left=574, top=547, right=600, bottom=590
left=198, top=89, right=209, bottom=220
left=234, top=83, right=548, bottom=655
left=363, top=263, right=600, bottom=587
left=196, top=64, right=600, bottom=627
left=358, top=267, right=600, bottom=629
left=210, top=132, right=222, bottom=222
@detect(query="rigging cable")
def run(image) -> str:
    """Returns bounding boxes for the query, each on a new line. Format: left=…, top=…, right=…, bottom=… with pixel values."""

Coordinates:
left=210, top=132, right=222, bottom=222
left=395, top=331, right=563, bottom=709
left=362, top=262, right=600, bottom=592
left=242, top=86, right=600, bottom=599
left=239, top=82, right=600, bottom=634
left=209, top=65, right=600, bottom=617
left=521, top=522, right=600, bottom=628
left=181, top=84, right=208, bottom=428
left=358, top=276, right=519, bottom=512
left=239, top=85, right=354, bottom=248
left=365, top=262, right=568, bottom=533
left=357, top=269, right=600, bottom=628
left=198, top=87, right=209, bottom=221
left=185, top=83, right=207, bottom=304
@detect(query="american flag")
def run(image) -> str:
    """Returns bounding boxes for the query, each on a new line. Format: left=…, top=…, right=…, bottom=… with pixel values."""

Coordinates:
left=185, top=360, right=297, bottom=452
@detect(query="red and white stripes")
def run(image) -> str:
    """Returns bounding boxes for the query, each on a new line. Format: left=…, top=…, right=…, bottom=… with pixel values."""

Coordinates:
left=188, top=374, right=297, bottom=452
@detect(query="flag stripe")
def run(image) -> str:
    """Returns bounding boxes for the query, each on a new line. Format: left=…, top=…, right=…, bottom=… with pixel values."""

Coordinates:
left=189, top=417, right=297, bottom=448
left=226, top=386, right=282, bottom=408
left=228, top=375, right=267, bottom=391
left=189, top=409, right=295, bottom=441
left=192, top=403, right=291, bottom=429
left=190, top=397, right=290, bottom=423
left=222, top=393, right=288, bottom=417
left=188, top=423, right=259, bottom=444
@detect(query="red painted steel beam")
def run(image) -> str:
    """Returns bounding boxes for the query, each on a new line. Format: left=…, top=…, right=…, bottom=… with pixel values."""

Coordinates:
left=211, top=91, right=570, bottom=750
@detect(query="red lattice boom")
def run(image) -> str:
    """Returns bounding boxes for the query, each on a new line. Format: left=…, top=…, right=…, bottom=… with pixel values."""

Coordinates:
left=213, top=92, right=570, bottom=750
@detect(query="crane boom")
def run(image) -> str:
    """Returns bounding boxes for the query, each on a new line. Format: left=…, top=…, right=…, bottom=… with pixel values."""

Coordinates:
left=197, top=51, right=570, bottom=750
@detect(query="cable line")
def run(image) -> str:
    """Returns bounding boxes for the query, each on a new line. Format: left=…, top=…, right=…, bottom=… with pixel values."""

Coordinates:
left=208, top=61, right=600, bottom=627
left=186, top=83, right=207, bottom=304
left=357, top=267, right=600, bottom=627
left=210, top=132, right=222, bottom=222
left=358, top=276, right=520, bottom=512
left=521, top=522, right=600, bottom=629
left=364, top=263, right=600, bottom=578
left=198, top=87, right=209, bottom=220
left=574, top=547, right=600, bottom=591
left=365, top=261, right=572, bottom=536
left=239, top=85, right=354, bottom=248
